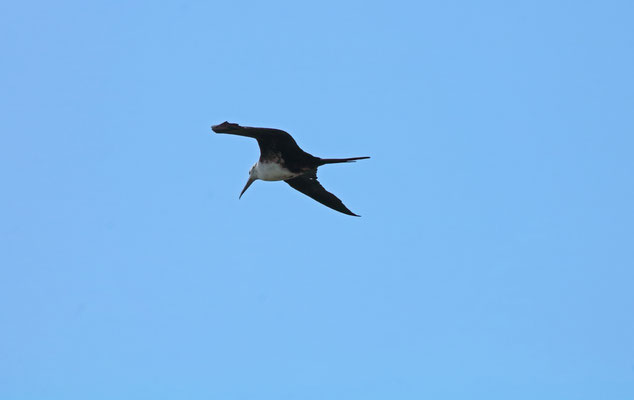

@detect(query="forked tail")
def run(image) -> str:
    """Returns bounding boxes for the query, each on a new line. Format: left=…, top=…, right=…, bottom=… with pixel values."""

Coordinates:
left=318, top=156, right=370, bottom=166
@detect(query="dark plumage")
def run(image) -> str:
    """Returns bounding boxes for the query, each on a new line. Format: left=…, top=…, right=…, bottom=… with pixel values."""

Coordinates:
left=212, top=121, right=369, bottom=216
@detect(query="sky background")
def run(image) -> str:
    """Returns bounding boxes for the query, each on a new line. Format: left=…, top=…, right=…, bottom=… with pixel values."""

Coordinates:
left=1, top=0, right=634, bottom=398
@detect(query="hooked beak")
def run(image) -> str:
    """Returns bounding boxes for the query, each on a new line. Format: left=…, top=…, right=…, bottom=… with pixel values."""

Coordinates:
left=239, top=175, right=256, bottom=199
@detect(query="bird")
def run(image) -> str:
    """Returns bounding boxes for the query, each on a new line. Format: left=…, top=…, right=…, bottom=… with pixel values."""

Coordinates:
left=211, top=121, right=370, bottom=216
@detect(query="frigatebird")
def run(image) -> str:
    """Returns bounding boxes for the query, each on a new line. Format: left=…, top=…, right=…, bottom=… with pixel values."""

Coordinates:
left=211, top=121, right=369, bottom=216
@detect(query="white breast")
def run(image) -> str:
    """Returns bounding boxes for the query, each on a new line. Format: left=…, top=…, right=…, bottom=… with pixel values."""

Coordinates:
left=255, top=162, right=298, bottom=181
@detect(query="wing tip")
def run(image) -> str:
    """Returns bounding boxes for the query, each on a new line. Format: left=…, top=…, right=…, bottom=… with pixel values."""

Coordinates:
left=342, top=209, right=361, bottom=217
left=211, top=121, right=241, bottom=133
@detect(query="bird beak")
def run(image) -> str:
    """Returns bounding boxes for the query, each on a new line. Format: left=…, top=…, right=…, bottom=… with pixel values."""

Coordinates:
left=239, top=175, right=256, bottom=199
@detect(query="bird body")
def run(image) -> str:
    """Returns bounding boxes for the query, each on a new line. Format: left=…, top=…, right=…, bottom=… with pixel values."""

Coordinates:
left=212, top=121, right=369, bottom=216
left=252, top=161, right=299, bottom=181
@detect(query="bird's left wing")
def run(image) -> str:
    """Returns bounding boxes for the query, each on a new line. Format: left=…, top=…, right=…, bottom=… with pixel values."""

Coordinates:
left=285, top=171, right=359, bottom=216
left=212, top=121, right=310, bottom=162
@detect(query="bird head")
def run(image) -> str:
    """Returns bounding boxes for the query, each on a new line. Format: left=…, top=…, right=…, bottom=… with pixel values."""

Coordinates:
left=239, top=163, right=258, bottom=199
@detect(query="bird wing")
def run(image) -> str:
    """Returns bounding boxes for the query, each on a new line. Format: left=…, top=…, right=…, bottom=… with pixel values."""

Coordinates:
left=212, top=122, right=314, bottom=166
left=285, top=171, right=359, bottom=216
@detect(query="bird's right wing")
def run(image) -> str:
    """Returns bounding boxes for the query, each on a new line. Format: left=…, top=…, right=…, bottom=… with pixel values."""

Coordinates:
left=285, top=171, right=359, bottom=216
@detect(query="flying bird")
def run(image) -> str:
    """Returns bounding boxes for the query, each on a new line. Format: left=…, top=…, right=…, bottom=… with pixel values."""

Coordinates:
left=211, top=121, right=369, bottom=216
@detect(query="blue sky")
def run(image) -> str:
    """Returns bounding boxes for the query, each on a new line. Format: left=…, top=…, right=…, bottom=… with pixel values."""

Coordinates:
left=1, top=0, right=633, bottom=398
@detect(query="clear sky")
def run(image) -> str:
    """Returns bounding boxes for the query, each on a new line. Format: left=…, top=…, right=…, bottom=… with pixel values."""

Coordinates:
left=1, top=0, right=633, bottom=398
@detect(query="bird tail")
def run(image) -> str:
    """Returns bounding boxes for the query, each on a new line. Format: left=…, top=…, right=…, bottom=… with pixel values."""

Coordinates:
left=318, top=156, right=370, bottom=166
